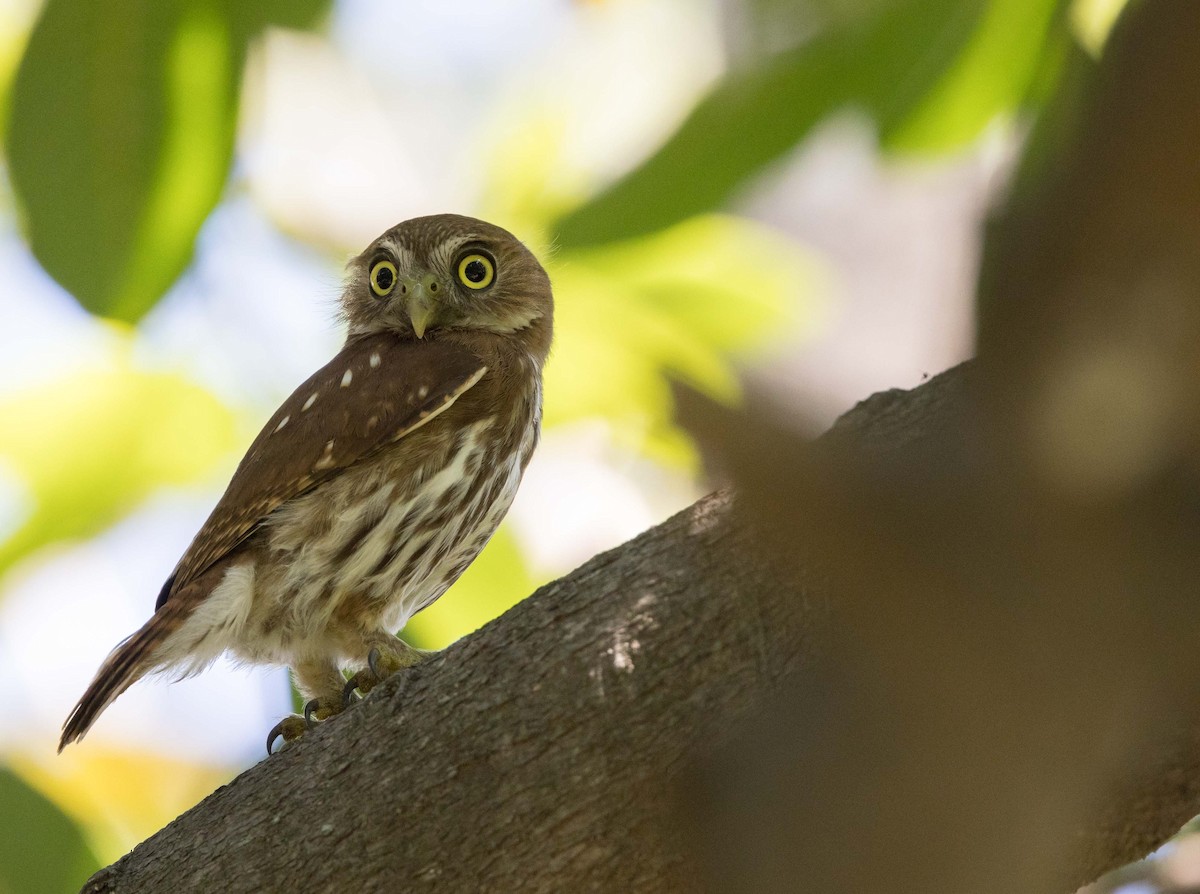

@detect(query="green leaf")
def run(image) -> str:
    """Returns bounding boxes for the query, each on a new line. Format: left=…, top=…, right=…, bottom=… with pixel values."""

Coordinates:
left=5, top=0, right=333, bottom=321
left=554, top=0, right=1062, bottom=248
left=548, top=214, right=814, bottom=465
left=0, top=765, right=100, bottom=894
left=242, top=0, right=331, bottom=32
left=884, top=0, right=1064, bottom=153
left=6, top=0, right=243, bottom=322
left=0, top=358, right=238, bottom=581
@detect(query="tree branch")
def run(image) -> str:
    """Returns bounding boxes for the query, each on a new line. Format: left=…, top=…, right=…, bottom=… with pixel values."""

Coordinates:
left=81, top=359, right=1200, bottom=893
left=82, top=464, right=822, bottom=892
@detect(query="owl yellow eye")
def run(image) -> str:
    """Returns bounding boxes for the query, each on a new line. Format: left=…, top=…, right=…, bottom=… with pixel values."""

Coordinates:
left=370, top=260, right=397, bottom=297
left=457, top=253, right=495, bottom=290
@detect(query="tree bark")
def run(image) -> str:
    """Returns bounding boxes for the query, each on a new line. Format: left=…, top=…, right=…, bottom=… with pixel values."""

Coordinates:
left=81, top=451, right=824, bottom=893
left=80, top=360, right=1200, bottom=893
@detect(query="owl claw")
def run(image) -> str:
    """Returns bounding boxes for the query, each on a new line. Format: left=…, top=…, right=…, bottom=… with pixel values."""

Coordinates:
left=266, top=715, right=307, bottom=755
left=367, top=647, right=386, bottom=680
left=303, top=696, right=343, bottom=730
left=266, top=696, right=345, bottom=755
left=303, top=698, right=321, bottom=730
left=342, top=677, right=362, bottom=708
left=343, top=644, right=410, bottom=703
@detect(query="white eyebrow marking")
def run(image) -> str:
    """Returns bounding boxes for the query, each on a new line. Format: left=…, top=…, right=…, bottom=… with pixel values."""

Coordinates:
left=430, top=234, right=479, bottom=272
left=380, top=239, right=415, bottom=275
left=341, top=369, right=353, bottom=387
left=369, top=352, right=381, bottom=369
left=303, top=393, right=318, bottom=411
left=274, top=415, right=290, bottom=433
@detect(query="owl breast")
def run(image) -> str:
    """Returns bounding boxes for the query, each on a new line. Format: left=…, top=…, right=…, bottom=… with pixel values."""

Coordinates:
left=232, top=376, right=541, bottom=665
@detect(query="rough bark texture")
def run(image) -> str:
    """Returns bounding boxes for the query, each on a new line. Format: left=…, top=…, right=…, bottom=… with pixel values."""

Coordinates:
left=81, top=362, right=1200, bottom=894
left=82, top=477, right=824, bottom=893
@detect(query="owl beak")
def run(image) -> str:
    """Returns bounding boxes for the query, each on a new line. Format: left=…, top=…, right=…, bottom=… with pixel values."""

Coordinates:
left=405, top=283, right=437, bottom=339
left=409, top=301, right=434, bottom=339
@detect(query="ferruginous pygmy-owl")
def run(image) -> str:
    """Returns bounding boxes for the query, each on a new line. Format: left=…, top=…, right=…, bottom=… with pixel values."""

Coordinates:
left=60, top=214, right=553, bottom=753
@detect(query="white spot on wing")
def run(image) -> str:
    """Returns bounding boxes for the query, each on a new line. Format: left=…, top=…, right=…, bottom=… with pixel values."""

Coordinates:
left=314, top=439, right=336, bottom=470
left=303, top=392, right=318, bottom=411
left=341, top=369, right=353, bottom=388
left=274, top=415, right=290, bottom=433
left=369, top=352, right=381, bottom=369
left=417, top=385, right=429, bottom=400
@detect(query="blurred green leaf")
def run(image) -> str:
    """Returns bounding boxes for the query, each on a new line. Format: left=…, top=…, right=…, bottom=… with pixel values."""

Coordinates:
left=7, top=0, right=242, bottom=321
left=238, top=0, right=331, bottom=33
left=548, top=214, right=815, bottom=465
left=555, top=0, right=1065, bottom=248
left=0, top=765, right=100, bottom=894
left=16, top=748, right=233, bottom=865
left=0, top=355, right=238, bottom=581
left=885, top=0, right=1064, bottom=152
left=5, top=0, right=332, bottom=323
left=1070, top=0, right=1132, bottom=55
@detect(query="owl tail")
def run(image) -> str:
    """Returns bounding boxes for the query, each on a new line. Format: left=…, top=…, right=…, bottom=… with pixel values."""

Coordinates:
left=58, top=597, right=189, bottom=751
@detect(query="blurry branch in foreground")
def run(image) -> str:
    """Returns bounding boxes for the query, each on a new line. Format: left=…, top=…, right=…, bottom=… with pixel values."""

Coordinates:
left=81, top=2, right=1200, bottom=892
left=681, top=0, right=1200, bottom=891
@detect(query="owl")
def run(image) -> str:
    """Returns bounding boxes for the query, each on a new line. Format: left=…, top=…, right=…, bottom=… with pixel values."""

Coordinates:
left=60, top=214, right=553, bottom=752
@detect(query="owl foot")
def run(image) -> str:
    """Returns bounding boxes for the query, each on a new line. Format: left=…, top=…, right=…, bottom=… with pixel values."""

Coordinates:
left=265, top=696, right=347, bottom=755
left=266, top=715, right=306, bottom=755
left=342, top=642, right=432, bottom=706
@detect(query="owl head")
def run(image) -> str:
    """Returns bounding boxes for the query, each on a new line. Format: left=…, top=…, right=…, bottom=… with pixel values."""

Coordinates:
left=341, top=214, right=553, bottom=362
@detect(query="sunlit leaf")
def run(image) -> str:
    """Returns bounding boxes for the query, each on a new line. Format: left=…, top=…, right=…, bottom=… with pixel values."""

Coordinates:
left=555, top=0, right=1062, bottom=247
left=5, top=0, right=332, bottom=323
left=242, top=0, right=331, bottom=32
left=0, top=356, right=238, bottom=581
left=0, top=765, right=100, bottom=894
left=6, top=0, right=242, bottom=321
left=12, top=748, right=231, bottom=863
left=1070, top=0, right=1131, bottom=55
left=0, top=1, right=39, bottom=145
left=405, top=526, right=537, bottom=649
left=547, top=214, right=816, bottom=464
left=885, top=0, right=1063, bottom=153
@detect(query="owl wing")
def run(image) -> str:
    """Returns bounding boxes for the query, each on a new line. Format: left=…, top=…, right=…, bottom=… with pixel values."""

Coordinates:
left=157, top=333, right=487, bottom=608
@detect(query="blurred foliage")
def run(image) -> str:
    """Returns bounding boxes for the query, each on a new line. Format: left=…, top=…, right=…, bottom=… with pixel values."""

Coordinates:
left=0, top=345, right=238, bottom=582
left=5, top=0, right=329, bottom=322
left=555, top=0, right=1066, bottom=247
left=0, top=767, right=99, bottom=894
left=545, top=214, right=812, bottom=464
left=12, top=748, right=230, bottom=864
left=0, top=0, right=1139, bottom=885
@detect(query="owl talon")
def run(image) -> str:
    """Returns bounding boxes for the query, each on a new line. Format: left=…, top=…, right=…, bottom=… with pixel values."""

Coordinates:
left=342, top=678, right=362, bottom=708
left=303, top=698, right=320, bottom=729
left=302, top=696, right=342, bottom=730
left=266, top=715, right=307, bottom=755
left=367, top=647, right=385, bottom=680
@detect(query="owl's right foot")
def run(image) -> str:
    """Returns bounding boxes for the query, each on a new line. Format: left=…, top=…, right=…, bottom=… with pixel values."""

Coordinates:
left=342, top=641, right=432, bottom=706
left=266, top=715, right=305, bottom=754
left=265, top=695, right=345, bottom=755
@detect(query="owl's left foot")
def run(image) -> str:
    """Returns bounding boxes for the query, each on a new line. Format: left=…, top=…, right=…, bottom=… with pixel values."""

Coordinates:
left=265, top=696, right=345, bottom=755
left=342, top=641, right=433, bottom=706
